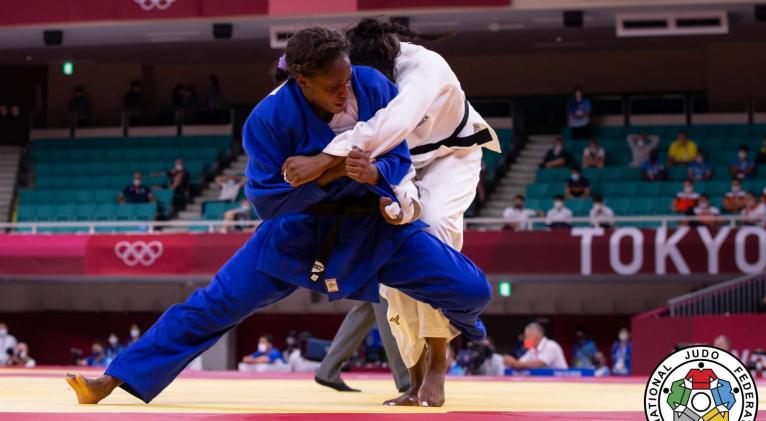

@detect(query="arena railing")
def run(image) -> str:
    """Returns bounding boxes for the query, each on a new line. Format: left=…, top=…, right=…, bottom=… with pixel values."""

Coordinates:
left=0, top=214, right=758, bottom=234
left=667, top=272, right=766, bottom=317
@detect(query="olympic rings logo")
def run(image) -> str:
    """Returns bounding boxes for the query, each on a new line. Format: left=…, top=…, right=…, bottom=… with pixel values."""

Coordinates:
left=134, top=0, right=176, bottom=11
left=114, top=240, right=164, bottom=267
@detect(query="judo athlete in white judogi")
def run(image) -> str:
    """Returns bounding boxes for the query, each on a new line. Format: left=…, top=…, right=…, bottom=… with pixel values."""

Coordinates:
left=65, top=27, right=490, bottom=409
left=282, top=18, right=500, bottom=407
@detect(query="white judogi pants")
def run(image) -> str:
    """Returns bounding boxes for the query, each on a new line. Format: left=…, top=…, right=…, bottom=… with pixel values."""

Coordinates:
left=380, top=147, right=483, bottom=368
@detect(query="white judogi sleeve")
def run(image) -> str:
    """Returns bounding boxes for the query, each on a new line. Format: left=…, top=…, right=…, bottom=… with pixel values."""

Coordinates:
left=390, top=166, right=421, bottom=224
left=323, top=49, right=446, bottom=158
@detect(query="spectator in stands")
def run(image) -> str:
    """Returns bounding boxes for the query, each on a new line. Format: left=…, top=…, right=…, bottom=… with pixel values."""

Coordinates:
left=118, top=172, right=155, bottom=204
left=68, top=86, right=90, bottom=127
left=691, top=194, right=721, bottom=227
left=7, top=342, right=36, bottom=368
left=741, top=192, right=766, bottom=227
left=688, top=151, right=712, bottom=181
left=105, top=333, right=125, bottom=364
left=713, top=335, right=731, bottom=352
left=165, top=159, right=189, bottom=213
left=730, top=145, right=755, bottom=180
left=208, top=75, right=222, bottom=123
left=757, top=135, right=766, bottom=165
left=241, top=335, right=284, bottom=366
left=172, top=85, right=185, bottom=111
left=582, top=138, right=605, bottom=168
left=540, top=137, right=572, bottom=169
left=0, top=323, right=18, bottom=366
left=502, top=195, right=540, bottom=231
left=123, top=80, right=144, bottom=126
left=589, top=195, right=615, bottom=228
left=672, top=180, right=700, bottom=214
left=641, top=149, right=667, bottom=181
left=593, top=352, right=610, bottom=377
left=127, top=324, right=141, bottom=347
left=565, top=166, right=590, bottom=198
left=503, top=322, right=568, bottom=370
left=214, top=175, right=245, bottom=202
left=667, top=131, right=698, bottom=166
left=572, top=327, right=598, bottom=369
left=446, top=347, right=465, bottom=376
left=627, top=132, right=660, bottom=168
left=222, top=199, right=254, bottom=233
left=546, top=195, right=573, bottom=229
left=567, top=86, right=592, bottom=139
left=79, top=343, right=108, bottom=367
left=723, top=179, right=747, bottom=213
left=611, top=328, right=632, bottom=375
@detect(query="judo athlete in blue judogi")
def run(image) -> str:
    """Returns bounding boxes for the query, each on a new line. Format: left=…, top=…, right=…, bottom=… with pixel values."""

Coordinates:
left=65, top=27, right=491, bottom=408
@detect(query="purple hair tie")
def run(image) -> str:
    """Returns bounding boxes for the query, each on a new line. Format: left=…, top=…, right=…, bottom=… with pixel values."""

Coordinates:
left=277, top=54, right=288, bottom=71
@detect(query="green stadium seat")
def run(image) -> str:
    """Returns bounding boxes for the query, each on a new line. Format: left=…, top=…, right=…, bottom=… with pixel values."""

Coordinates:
left=536, top=168, right=570, bottom=183
left=526, top=184, right=548, bottom=199
left=660, top=182, right=683, bottom=196
left=668, top=166, right=689, bottom=181
left=637, top=182, right=662, bottom=196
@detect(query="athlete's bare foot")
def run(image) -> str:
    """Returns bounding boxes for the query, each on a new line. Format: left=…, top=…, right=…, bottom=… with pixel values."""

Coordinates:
left=383, top=349, right=426, bottom=406
left=65, top=373, right=122, bottom=404
left=417, top=338, right=447, bottom=407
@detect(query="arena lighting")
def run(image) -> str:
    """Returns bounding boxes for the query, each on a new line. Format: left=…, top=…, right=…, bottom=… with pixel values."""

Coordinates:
left=62, top=61, right=74, bottom=76
left=498, top=281, right=512, bottom=297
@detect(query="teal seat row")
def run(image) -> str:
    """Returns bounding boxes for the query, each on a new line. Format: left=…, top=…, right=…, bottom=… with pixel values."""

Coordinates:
left=527, top=180, right=766, bottom=200
left=33, top=135, right=231, bottom=151
left=33, top=146, right=220, bottom=163
left=17, top=203, right=157, bottom=222
left=35, top=175, right=171, bottom=190
left=35, top=160, right=208, bottom=177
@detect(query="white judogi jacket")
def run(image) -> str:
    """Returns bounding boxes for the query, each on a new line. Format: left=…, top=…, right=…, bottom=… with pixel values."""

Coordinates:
left=323, top=42, right=501, bottom=168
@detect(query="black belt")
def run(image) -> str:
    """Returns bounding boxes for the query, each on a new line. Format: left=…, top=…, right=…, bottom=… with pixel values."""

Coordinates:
left=409, top=100, right=495, bottom=155
left=305, top=194, right=379, bottom=285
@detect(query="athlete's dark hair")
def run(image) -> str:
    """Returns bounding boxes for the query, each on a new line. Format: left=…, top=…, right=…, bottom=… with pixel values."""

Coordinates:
left=284, top=27, right=350, bottom=78
left=346, top=17, right=448, bottom=81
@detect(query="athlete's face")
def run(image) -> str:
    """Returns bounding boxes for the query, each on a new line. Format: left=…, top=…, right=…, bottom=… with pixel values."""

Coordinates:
left=296, top=54, right=352, bottom=119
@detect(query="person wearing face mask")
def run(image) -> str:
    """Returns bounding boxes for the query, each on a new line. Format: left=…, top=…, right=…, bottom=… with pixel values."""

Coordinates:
left=589, top=195, right=615, bottom=228
left=740, top=192, right=766, bottom=227
left=166, top=158, right=190, bottom=214
left=610, top=328, right=632, bottom=376
left=691, top=194, right=721, bottom=227
left=118, top=172, right=155, bottom=204
left=9, top=342, right=36, bottom=368
left=241, top=335, right=285, bottom=367
left=127, top=324, right=141, bottom=347
left=0, top=323, right=18, bottom=366
left=567, top=86, right=592, bottom=140
left=641, top=149, right=667, bottom=181
left=730, top=145, right=755, bottom=180
left=214, top=175, right=246, bottom=202
left=723, top=179, right=747, bottom=213
left=565, top=167, right=590, bottom=199
left=672, top=180, right=699, bottom=214
left=105, top=333, right=125, bottom=364
left=80, top=343, right=108, bottom=368
left=540, top=137, right=572, bottom=169
left=687, top=151, right=712, bottom=181
left=502, top=195, right=540, bottom=231
left=546, top=195, right=573, bottom=229
left=221, top=199, right=254, bottom=233
left=581, top=138, right=605, bottom=169
left=503, top=322, right=568, bottom=370
left=627, top=133, right=659, bottom=168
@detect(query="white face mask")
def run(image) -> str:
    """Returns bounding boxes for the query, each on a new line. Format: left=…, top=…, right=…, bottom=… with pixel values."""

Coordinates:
left=257, top=343, right=268, bottom=353
left=554, top=145, right=562, bottom=154
left=19, top=351, right=28, bottom=358
left=619, top=332, right=629, bottom=342
left=571, top=174, right=580, bottom=181
left=133, top=179, right=141, bottom=186
left=738, top=151, right=747, bottom=160
left=130, top=329, right=140, bottom=339
left=554, top=201, right=564, bottom=209
left=684, top=186, right=693, bottom=193
left=0, top=328, right=6, bottom=336
left=732, top=185, right=741, bottom=192
left=594, top=203, right=602, bottom=211
left=699, top=201, right=709, bottom=208
left=175, top=164, right=183, bottom=170
left=109, top=336, right=118, bottom=346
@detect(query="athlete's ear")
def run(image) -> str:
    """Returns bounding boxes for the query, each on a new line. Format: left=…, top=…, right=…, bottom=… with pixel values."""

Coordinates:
left=295, top=74, right=310, bottom=90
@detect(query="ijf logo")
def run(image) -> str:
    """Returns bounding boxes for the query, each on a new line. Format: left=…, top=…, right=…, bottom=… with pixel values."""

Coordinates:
left=114, top=240, right=164, bottom=267
left=644, top=345, right=758, bottom=421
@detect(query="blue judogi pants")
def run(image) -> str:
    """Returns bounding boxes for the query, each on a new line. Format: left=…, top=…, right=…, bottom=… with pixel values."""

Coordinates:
left=105, top=230, right=491, bottom=403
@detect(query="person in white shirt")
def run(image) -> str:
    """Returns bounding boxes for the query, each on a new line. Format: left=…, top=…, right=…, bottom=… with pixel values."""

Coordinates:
left=741, top=192, right=766, bottom=227
left=546, top=195, right=573, bottom=229
left=280, top=18, right=499, bottom=407
left=503, top=195, right=539, bottom=231
left=0, top=323, right=18, bottom=366
left=213, top=175, right=245, bottom=202
left=589, top=195, right=615, bottom=228
left=627, top=133, right=659, bottom=168
left=503, top=322, right=568, bottom=370
left=582, top=138, right=605, bottom=168
left=691, top=194, right=721, bottom=227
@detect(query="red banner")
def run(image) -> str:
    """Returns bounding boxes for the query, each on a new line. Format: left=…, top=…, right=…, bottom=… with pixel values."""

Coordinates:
left=1, top=227, right=764, bottom=277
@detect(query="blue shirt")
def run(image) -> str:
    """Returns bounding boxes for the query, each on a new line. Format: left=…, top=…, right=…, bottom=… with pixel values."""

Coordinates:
left=611, top=341, right=632, bottom=375
left=731, top=158, right=754, bottom=178
left=572, top=339, right=598, bottom=369
left=122, top=184, right=152, bottom=203
left=688, top=161, right=711, bottom=180
left=641, top=160, right=665, bottom=177
left=568, top=98, right=592, bottom=127
left=251, top=348, right=284, bottom=363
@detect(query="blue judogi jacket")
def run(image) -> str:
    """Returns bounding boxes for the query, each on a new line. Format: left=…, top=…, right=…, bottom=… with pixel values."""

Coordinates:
left=243, top=66, right=426, bottom=302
